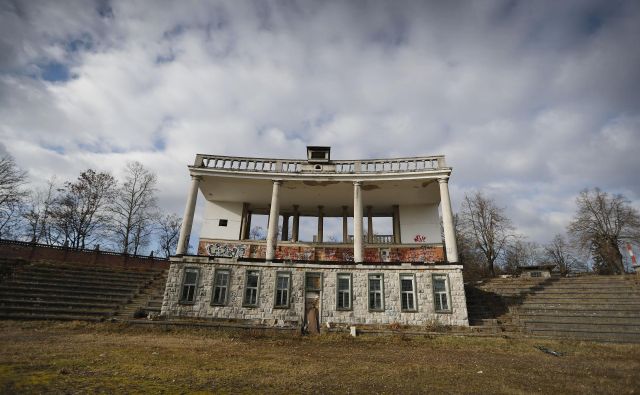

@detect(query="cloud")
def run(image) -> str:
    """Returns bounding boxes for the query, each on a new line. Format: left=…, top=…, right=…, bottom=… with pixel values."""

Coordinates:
left=1, top=0, right=639, bottom=246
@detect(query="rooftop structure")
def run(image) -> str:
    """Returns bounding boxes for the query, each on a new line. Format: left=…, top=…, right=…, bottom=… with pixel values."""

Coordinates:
left=175, top=146, right=459, bottom=264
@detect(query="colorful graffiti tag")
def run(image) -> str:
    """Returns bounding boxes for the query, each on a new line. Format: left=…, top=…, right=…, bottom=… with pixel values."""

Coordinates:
left=199, top=239, right=444, bottom=263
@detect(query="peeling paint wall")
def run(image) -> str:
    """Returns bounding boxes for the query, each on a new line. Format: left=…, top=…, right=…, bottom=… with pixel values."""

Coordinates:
left=198, top=239, right=445, bottom=263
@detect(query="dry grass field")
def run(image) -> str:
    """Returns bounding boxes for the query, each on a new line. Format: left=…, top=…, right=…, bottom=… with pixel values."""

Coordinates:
left=0, top=321, right=638, bottom=394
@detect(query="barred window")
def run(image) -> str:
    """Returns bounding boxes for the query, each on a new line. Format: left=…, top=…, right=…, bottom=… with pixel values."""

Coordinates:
left=180, top=268, right=199, bottom=304
left=336, top=273, right=352, bottom=310
left=368, top=274, right=384, bottom=311
left=400, top=274, right=416, bottom=311
left=433, top=275, right=451, bottom=312
left=274, top=272, right=291, bottom=308
left=211, top=270, right=230, bottom=305
left=243, top=270, right=260, bottom=306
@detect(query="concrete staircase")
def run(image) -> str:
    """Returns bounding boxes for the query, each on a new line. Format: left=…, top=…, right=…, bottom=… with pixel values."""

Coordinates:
left=113, top=271, right=168, bottom=320
left=0, top=260, right=166, bottom=322
left=466, top=275, right=640, bottom=342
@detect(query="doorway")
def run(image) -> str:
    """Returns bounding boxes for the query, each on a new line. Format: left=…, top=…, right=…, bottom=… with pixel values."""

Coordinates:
left=304, top=273, right=322, bottom=334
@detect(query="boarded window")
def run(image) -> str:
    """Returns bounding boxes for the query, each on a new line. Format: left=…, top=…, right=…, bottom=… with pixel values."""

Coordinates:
left=180, top=268, right=199, bottom=303
left=368, top=274, right=384, bottom=311
left=336, top=273, right=352, bottom=310
left=211, top=270, right=230, bottom=305
left=244, top=270, right=260, bottom=306
left=400, top=274, right=416, bottom=311
left=306, top=273, right=322, bottom=291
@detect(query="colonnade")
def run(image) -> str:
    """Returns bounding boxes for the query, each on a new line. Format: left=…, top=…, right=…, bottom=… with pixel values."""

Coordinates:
left=176, top=176, right=459, bottom=264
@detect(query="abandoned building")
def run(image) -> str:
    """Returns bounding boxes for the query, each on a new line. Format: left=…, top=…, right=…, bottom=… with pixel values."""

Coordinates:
left=161, top=147, right=468, bottom=331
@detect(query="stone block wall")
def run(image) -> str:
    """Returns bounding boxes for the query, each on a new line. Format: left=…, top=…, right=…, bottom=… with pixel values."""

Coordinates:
left=161, top=258, right=468, bottom=327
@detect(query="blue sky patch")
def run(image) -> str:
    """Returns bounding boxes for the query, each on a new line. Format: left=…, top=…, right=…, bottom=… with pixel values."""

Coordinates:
left=41, top=62, right=70, bottom=82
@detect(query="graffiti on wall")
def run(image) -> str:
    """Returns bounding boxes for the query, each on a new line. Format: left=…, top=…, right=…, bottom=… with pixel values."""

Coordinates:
left=206, top=243, right=248, bottom=258
left=414, top=234, right=426, bottom=243
left=199, top=239, right=444, bottom=263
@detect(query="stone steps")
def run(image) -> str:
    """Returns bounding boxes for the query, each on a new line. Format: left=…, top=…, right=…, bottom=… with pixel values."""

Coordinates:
left=11, top=273, right=147, bottom=287
left=0, top=260, right=164, bottom=322
left=466, top=275, right=640, bottom=342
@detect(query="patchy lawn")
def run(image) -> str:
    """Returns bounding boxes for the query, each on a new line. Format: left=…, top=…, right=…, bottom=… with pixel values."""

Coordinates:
left=0, top=321, right=638, bottom=394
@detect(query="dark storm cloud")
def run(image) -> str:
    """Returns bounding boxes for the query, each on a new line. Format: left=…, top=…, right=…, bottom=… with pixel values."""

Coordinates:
left=0, top=0, right=638, bottom=242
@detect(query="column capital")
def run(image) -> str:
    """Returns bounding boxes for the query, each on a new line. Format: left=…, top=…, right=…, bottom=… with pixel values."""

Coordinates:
left=190, top=175, right=203, bottom=181
left=272, top=179, right=283, bottom=185
left=437, top=176, right=449, bottom=184
left=353, top=180, right=362, bottom=186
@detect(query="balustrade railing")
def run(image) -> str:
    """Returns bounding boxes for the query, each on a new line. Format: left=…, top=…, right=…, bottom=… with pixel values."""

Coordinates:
left=195, top=154, right=446, bottom=174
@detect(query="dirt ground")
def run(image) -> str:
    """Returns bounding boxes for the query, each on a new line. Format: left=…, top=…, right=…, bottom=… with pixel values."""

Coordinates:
left=0, top=321, right=638, bottom=394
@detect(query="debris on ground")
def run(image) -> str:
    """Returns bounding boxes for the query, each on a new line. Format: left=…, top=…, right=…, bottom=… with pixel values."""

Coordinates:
left=535, top=345, right=564, bottom=357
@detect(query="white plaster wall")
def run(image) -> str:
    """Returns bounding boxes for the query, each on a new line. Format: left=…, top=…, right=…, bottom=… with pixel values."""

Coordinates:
left=399, top=204, right=441, bottom=244
left=199, top=201, right=243, bottom=240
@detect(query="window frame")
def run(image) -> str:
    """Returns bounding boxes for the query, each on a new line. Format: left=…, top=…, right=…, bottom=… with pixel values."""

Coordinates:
left=399, top=273, right=418, bottom=312
left=367, top=273, right=385, bottom=312
left=336, top=273, right=353, bottom=311
left=243, top=269, right=261, bottom=307
left=218, top=219, right=228, bottom=227
left=179, top=267, right=200, bottom=305
left=273, top=271, right=292, bottom=309
left=432, top=274, right=452, bottom=313
left=305, top=272, right=323, bottom=292
left=210, top=269, right=231, bottom=306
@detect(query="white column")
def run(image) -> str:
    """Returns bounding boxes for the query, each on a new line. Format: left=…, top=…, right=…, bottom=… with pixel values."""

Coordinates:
left=353, top=181, right=364, bottom=263
left=292, top=205, right=299, bottom=242
left=317, top=205, right=324, bottom=243
left=342, top=205, right=348, bottom=243
left=392, top=205, right=401, bottom=244
left=176, top=175, right=201, bottom=255
left=281, top=214, right=290, bottom=241
left=438, top=177, right=459, bottom=263
left=266, top=180, right=282, bottom=261
left=367, top=205, right=373, bottom=243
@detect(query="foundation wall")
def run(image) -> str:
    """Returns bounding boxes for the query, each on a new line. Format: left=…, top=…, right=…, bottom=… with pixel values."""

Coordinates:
left=161, top=258, right=468, bottom=327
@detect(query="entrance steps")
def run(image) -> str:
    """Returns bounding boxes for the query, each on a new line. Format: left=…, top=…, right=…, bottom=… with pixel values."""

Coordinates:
left=0, top=260, right=166, bottom=322
left=466, top=275, right=640, bottom=343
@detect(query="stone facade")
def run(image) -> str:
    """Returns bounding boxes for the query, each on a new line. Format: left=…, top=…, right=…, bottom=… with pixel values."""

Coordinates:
left=161, top=257, right=468, bottom=328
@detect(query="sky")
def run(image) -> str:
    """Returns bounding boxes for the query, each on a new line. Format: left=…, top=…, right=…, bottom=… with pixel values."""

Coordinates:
left=1, top=0, right=639, bottom=246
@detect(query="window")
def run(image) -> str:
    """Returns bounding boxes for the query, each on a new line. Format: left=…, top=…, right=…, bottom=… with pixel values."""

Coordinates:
left=531, top=271, right=542, bottom=278
left=243, top=270, right=260, bottom=306
left=336, top=273, right=352, bottom=310
left=180, top=268, right=199, bottom=304
left=274, top=272, right=291, bottom=308
left=400, top=274, right=417, bottom=312
left=368, top=274, right=384, bottom=311
left=211, top=269, right=230, bottom=305
left=218, top=219, right=228, bottom=226
left=433, top=275, right=451, bottom=312
left=305, top=273, right=322, bottom=292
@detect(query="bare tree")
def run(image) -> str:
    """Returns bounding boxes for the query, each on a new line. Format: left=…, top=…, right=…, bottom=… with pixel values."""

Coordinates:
left=503, top=238, right=542, bottom=274
left=0, top=154, right=27, bottom=238
left=157, top=213, right=181, bottom=257
left=459, top=191, right=514, bottom=277
left=23, top=178, right=58, bottom=243
left=567, top=188, right=640, bottom=274
left=110, top=162, right=158, bottom=254
left=249, top=226, right=266, bottom=240
left=453, top=214, right=487, bottom=280
left=543, top=234, right=586, bottom=276
left=52, top=169, right=116, bottom=249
